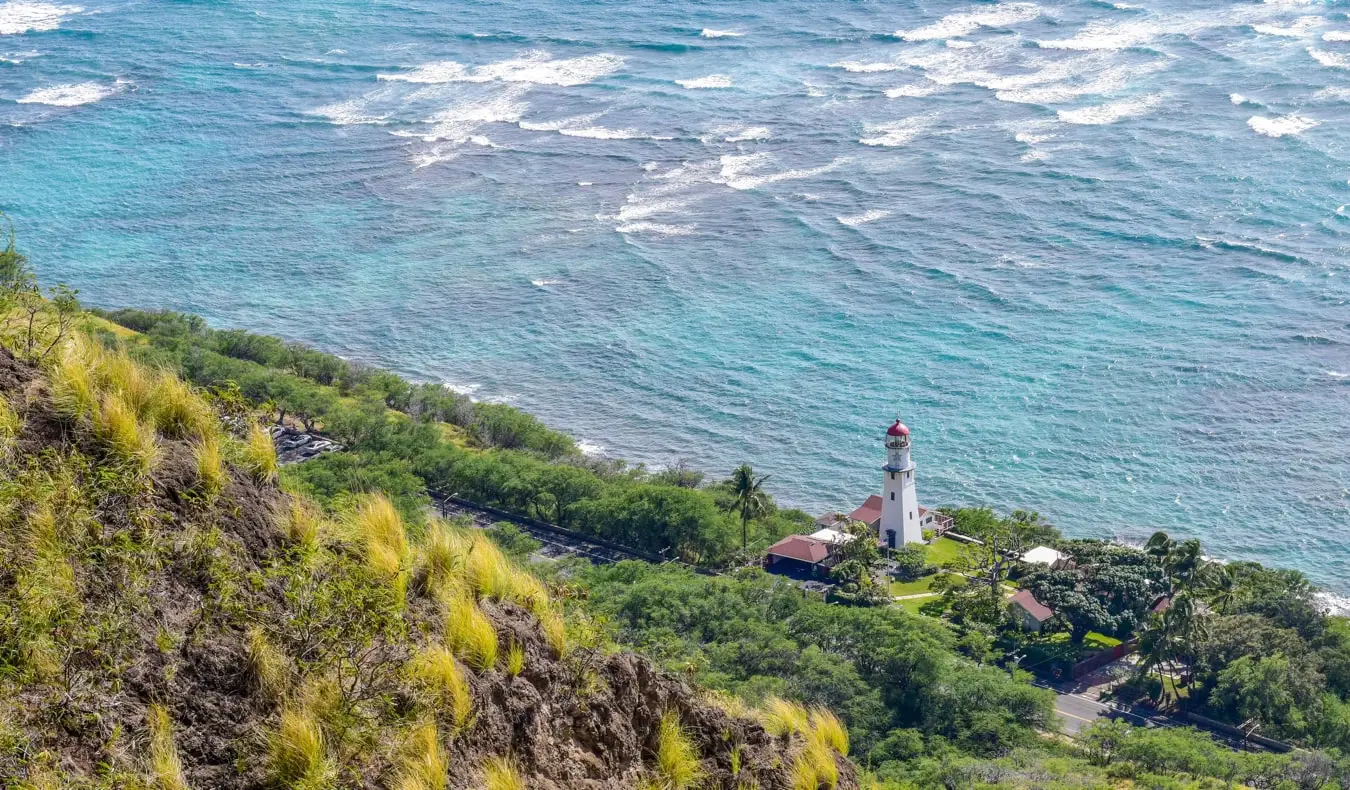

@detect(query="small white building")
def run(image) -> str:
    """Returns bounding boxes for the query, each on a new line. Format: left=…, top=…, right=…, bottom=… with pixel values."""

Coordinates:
left=1021, top=546, right=1071, bottom=570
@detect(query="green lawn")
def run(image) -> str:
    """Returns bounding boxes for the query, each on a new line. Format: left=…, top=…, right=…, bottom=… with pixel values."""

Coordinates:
left=922, top=536, right=979, bottom=568
left=890, top=576, right=937, bottom=597
left=897, top=595, right=941, bottom=615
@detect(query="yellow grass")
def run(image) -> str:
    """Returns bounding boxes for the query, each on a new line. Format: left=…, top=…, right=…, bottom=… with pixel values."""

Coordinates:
left=482, top=756, right=525, bottom=790
left=95, top=392, right=158, bottom=473
left=194, top=433, right=228, bottom=497
left=354, top=494, right=408, bottom=577
left=444, top=594, right=498, bottom=671
left=761, top=698, right=810, bottom=738
left=810, top=708, right=849, bottom=755
left=537, top=608, right=566, bottom=659
left=0, top=396, right=19, bottom=443
left=48, top=343, right=97, bottom=420
left=283, top=499, right=324, bottom=552
left=241, top=424, right=278, bottom=484
left=504, top=640, right=525, bottom=677
left=98, top=353, right=155, bottom=419
left=418, top=520, right=469, bottom=600
left=151, top=373, right=215, bottom=441
left=408, top=645, right=473, bottom=730
left=394, top=722, right=448, bottom=790
left=147, top=704, right=188, bottom=790
left=702, top=690, right=753, bottom=721
left=805, top=734, right=838, bottom=789
left=654, top=710, right=703, bottom=790
left=246, top=626, right=290, bottom=700
left=789, top=754, right=817, bottom=790
left=267, top=707, right=331, bottom=789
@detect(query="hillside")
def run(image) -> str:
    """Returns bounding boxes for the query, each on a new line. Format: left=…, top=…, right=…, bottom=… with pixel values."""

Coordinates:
left=0, top=336, right=857, bottom=789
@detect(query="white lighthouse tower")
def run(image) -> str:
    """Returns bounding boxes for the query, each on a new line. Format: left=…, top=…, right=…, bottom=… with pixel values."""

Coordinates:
left=881, top=418, right=922, bottom=547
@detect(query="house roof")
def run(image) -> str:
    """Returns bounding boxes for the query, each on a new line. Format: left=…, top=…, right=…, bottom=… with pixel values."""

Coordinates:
left=766, top=534, right=832, bottom=564
left=848, top=495, right=884, bottom=526
left=808, top=528, right=857, bottom=545
left=1022, top=546, right=1068, bottom=566
left=1011, top=589, right=1054, bottom=622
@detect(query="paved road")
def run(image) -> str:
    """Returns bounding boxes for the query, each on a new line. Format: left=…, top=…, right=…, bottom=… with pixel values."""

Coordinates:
left=1037, top=681, right=1167, bottom=736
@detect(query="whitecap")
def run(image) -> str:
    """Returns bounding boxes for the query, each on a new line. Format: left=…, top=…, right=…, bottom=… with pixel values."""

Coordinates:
left=616, top=221, right=696, bottom=235
left=1229, top=93, right=1250, bottom=105
left=859, top=114, right=936, bottom=146
left=1015, top=130, right=1056, bottom=144
left=946, top=39, right=975, bottom=49
left=577, top=181, right=593, bottom=186
left=0, top=1, right=81, bottom=35
left=1056, top=93, right=1163, bottom=124
left=838, top=209, right=890, bottom=226
left=443, top=381, right=482, bottom=397
left=324, top=48, right=347, bottom=55
left=559, top=126, right=670, bottom=140
left=1323, top=31, right=1350, bottom=42
left=1314, top=86, right=1350, bottom=101
left=411, top=148, right=461, bottom=169
left=1316, top=591, right=1350, bottom=616
left=519, top=112, right=603, bottom=131
left=1308, top=47, right=1350, bottom=69
left=676, top=74, right=732, bottom=89
left=379, top=51, right=624, bottom=86
left=1251, top=17, right=1321, bottom=37
left=700, top=28, right=742, bottom=38
left=830, top=60, right=900, bottom=73
left=576, top=440, right=606, bottom=456
left=885, top=82, right=940, bottom=98
left=312, top=99, right=388, bottom=126
left=718, top=152, right=843, bottom=190
left=1247, top=113, right=1318, bottom=137
left=398, top=86, right=528, bottom=143
left=1036, top=18, right=1164, bottom=51
left=896, top=2, right=1040, bottom=41
left=531, top=278, right=561, bottom=287
left=233, top=62, right=268, bottom=69
left=16, top=81, right=113, bottom=106
left=723, top=125, right=770, bottom=142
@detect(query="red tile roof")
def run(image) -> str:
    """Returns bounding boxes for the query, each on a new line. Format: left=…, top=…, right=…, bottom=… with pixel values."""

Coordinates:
left=766, top=534, right=832, bottom=564
left=848, top=495, right=884, bottom=526
left=1011, top=589, right=1054, bottom=622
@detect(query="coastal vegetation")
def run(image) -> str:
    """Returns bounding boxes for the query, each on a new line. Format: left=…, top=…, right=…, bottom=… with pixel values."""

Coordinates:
left=2, top=226, right=1349, bottom=788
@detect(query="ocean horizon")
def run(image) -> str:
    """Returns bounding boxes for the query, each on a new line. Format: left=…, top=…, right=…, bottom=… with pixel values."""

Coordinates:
left=2, top=0, right=1348, bottom=597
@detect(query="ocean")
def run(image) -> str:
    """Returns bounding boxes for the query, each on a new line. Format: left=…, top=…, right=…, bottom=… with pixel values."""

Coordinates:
left=2, top=0, right=1348, bottom=596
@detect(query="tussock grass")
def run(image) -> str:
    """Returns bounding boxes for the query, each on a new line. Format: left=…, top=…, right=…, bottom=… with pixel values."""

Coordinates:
left=810, top=708, right=849, bottom=756
left=789, top=754, right=817, bottom=790
left=702, top=690, right=753, bottom=721
left=482, top=756, right=525, bottom=790
left=538, top=608, right=566, bottom=659
left=94, top=392, right=158, bottom=473
left=147, top=704, right=188, bottom=790
left=504, top=640, right=524, bottom=677
left=354, top=494, right=407, bottom=577
left=49, top=343, right=97, bottom=421
left=761, top=698, right=810, bottom=738
left=408, top=645, right=473, bottom=730
left=241, top=424, right=278, bottom=484
left=194, top=433, right=228, bottom=497
left=805, top=734, right=838, bottom=789
left=654, top=710, right=703, bottom=790
left=444, top=594, right=498, bottom=671
left=150, top=373, right=214, bottom=440
left=394, top=721, right=448, bottom=790
left=465, top=532, right=514, bottom=601
left=246, top=627, right=290, bottom=700
left=283, top=499, right=324, bottom=552
left=0, top=396, right=18, bottom=444
left=99, top=352, right=155, bottom=419
left=417, top=519, right=469, bottom=600
left=267, top=707, right=331, bottom=789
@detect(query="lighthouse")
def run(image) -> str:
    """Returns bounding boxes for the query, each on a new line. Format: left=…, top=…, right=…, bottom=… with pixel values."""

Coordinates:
left=881, top=418, right=922, bottom=547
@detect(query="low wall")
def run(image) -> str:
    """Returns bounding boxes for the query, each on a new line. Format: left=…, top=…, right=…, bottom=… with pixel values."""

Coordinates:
left=1179, top=712, right=1294, bottom=753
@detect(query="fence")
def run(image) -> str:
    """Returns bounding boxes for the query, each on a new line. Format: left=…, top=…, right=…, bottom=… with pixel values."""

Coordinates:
left=1070, top=639, right=1137, bottom=680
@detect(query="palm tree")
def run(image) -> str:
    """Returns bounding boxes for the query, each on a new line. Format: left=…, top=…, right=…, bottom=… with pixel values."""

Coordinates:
left=1202, top=562, right=1240, bottom=615
left=730, top=463, right=770, bottom=552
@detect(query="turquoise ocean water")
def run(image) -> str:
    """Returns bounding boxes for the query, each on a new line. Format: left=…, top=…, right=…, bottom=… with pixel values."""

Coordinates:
left=2, top=0, right=1348, bottom=594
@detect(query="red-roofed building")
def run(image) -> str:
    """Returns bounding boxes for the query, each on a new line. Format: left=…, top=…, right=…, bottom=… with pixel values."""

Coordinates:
left=764, top=534, right=837, bottom=578
left=1010, top=589, right=1055, bottom=633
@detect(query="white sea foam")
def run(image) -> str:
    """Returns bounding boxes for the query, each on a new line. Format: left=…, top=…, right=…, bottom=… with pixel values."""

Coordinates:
left=443, top=381, right=482, bottom=396
left=412, top=148, right=460, bottom=169
left=946, top=39, right=975, bottom=49
left=16, top=80, right=112, bottom=106
left=1015, top=131, right=1056, bottom=144
left=1323, top=31, right=1350, bottom=42
left=700, top=28, right=742, bottom=38
left=312, top=99, right=387, bottom=125
left=1251, top=17, right=1321, bottom=37
left=1308, top=47, right=1350, bottom=69
left=1036, top=18, right=1165, bottom=50
left=885, top=82, right=940, bottom=98
left=896, top=2, right=1040, bottom=41
left=1317, top=591, right=1350, bottom=616
left=1229, top=93, right=1251, bottom=105
left=1314, top=86, right=1350, bottom=101
left=558, top=126, right=670, bottom=140
left=837, top=209, right=890, bottom=226
left=530, top=278, right=561, bottom=287
left=676, top=74, right=732, bottom=89
left=718, top=152, right=843, bottom=190
left=612, top=196, right=692, bottom=223
left=324, top=48, right=347, bottom=55
left=379, top=51, right=623, bottom=86
left=723, top=125, right=770, bottom=142
left=576, top=440, right=606, bottom=456
left=518, top=112, right=603, bottom=131
left=397, top=86, right=528, bottom=142
left=616, top=221, right=696, bottom=235
left=859, top=114, right=935, bottom=146
left=1247, top=113, right=1318, bottom=137
left=830, top=60, right=900, bottom=73
left=0, top=1, right=81, bottom=35
left=1057, top=93, right=1163, bottom=124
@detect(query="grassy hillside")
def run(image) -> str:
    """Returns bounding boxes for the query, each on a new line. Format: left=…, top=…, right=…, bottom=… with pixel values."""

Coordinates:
left=0, top=314, right=855, bottom=787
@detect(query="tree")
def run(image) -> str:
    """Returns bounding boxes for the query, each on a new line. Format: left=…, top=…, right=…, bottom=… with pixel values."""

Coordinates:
left=893, top=544, right=927, bottom=581
left=956, top=509, right=1055, bottom=598
left=830, top=520, right=887, bottom=604
left=1203, top=563, right=1240, bottom=615
left=729, top=463, right=770, bottom=552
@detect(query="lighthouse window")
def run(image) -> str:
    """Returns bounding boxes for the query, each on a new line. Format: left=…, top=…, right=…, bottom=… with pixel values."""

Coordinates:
left=890, top=492, right=894, bottom=501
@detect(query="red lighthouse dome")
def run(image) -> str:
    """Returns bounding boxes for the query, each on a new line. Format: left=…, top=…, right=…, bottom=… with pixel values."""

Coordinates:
left=887, top=419, right=909, bottom=437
